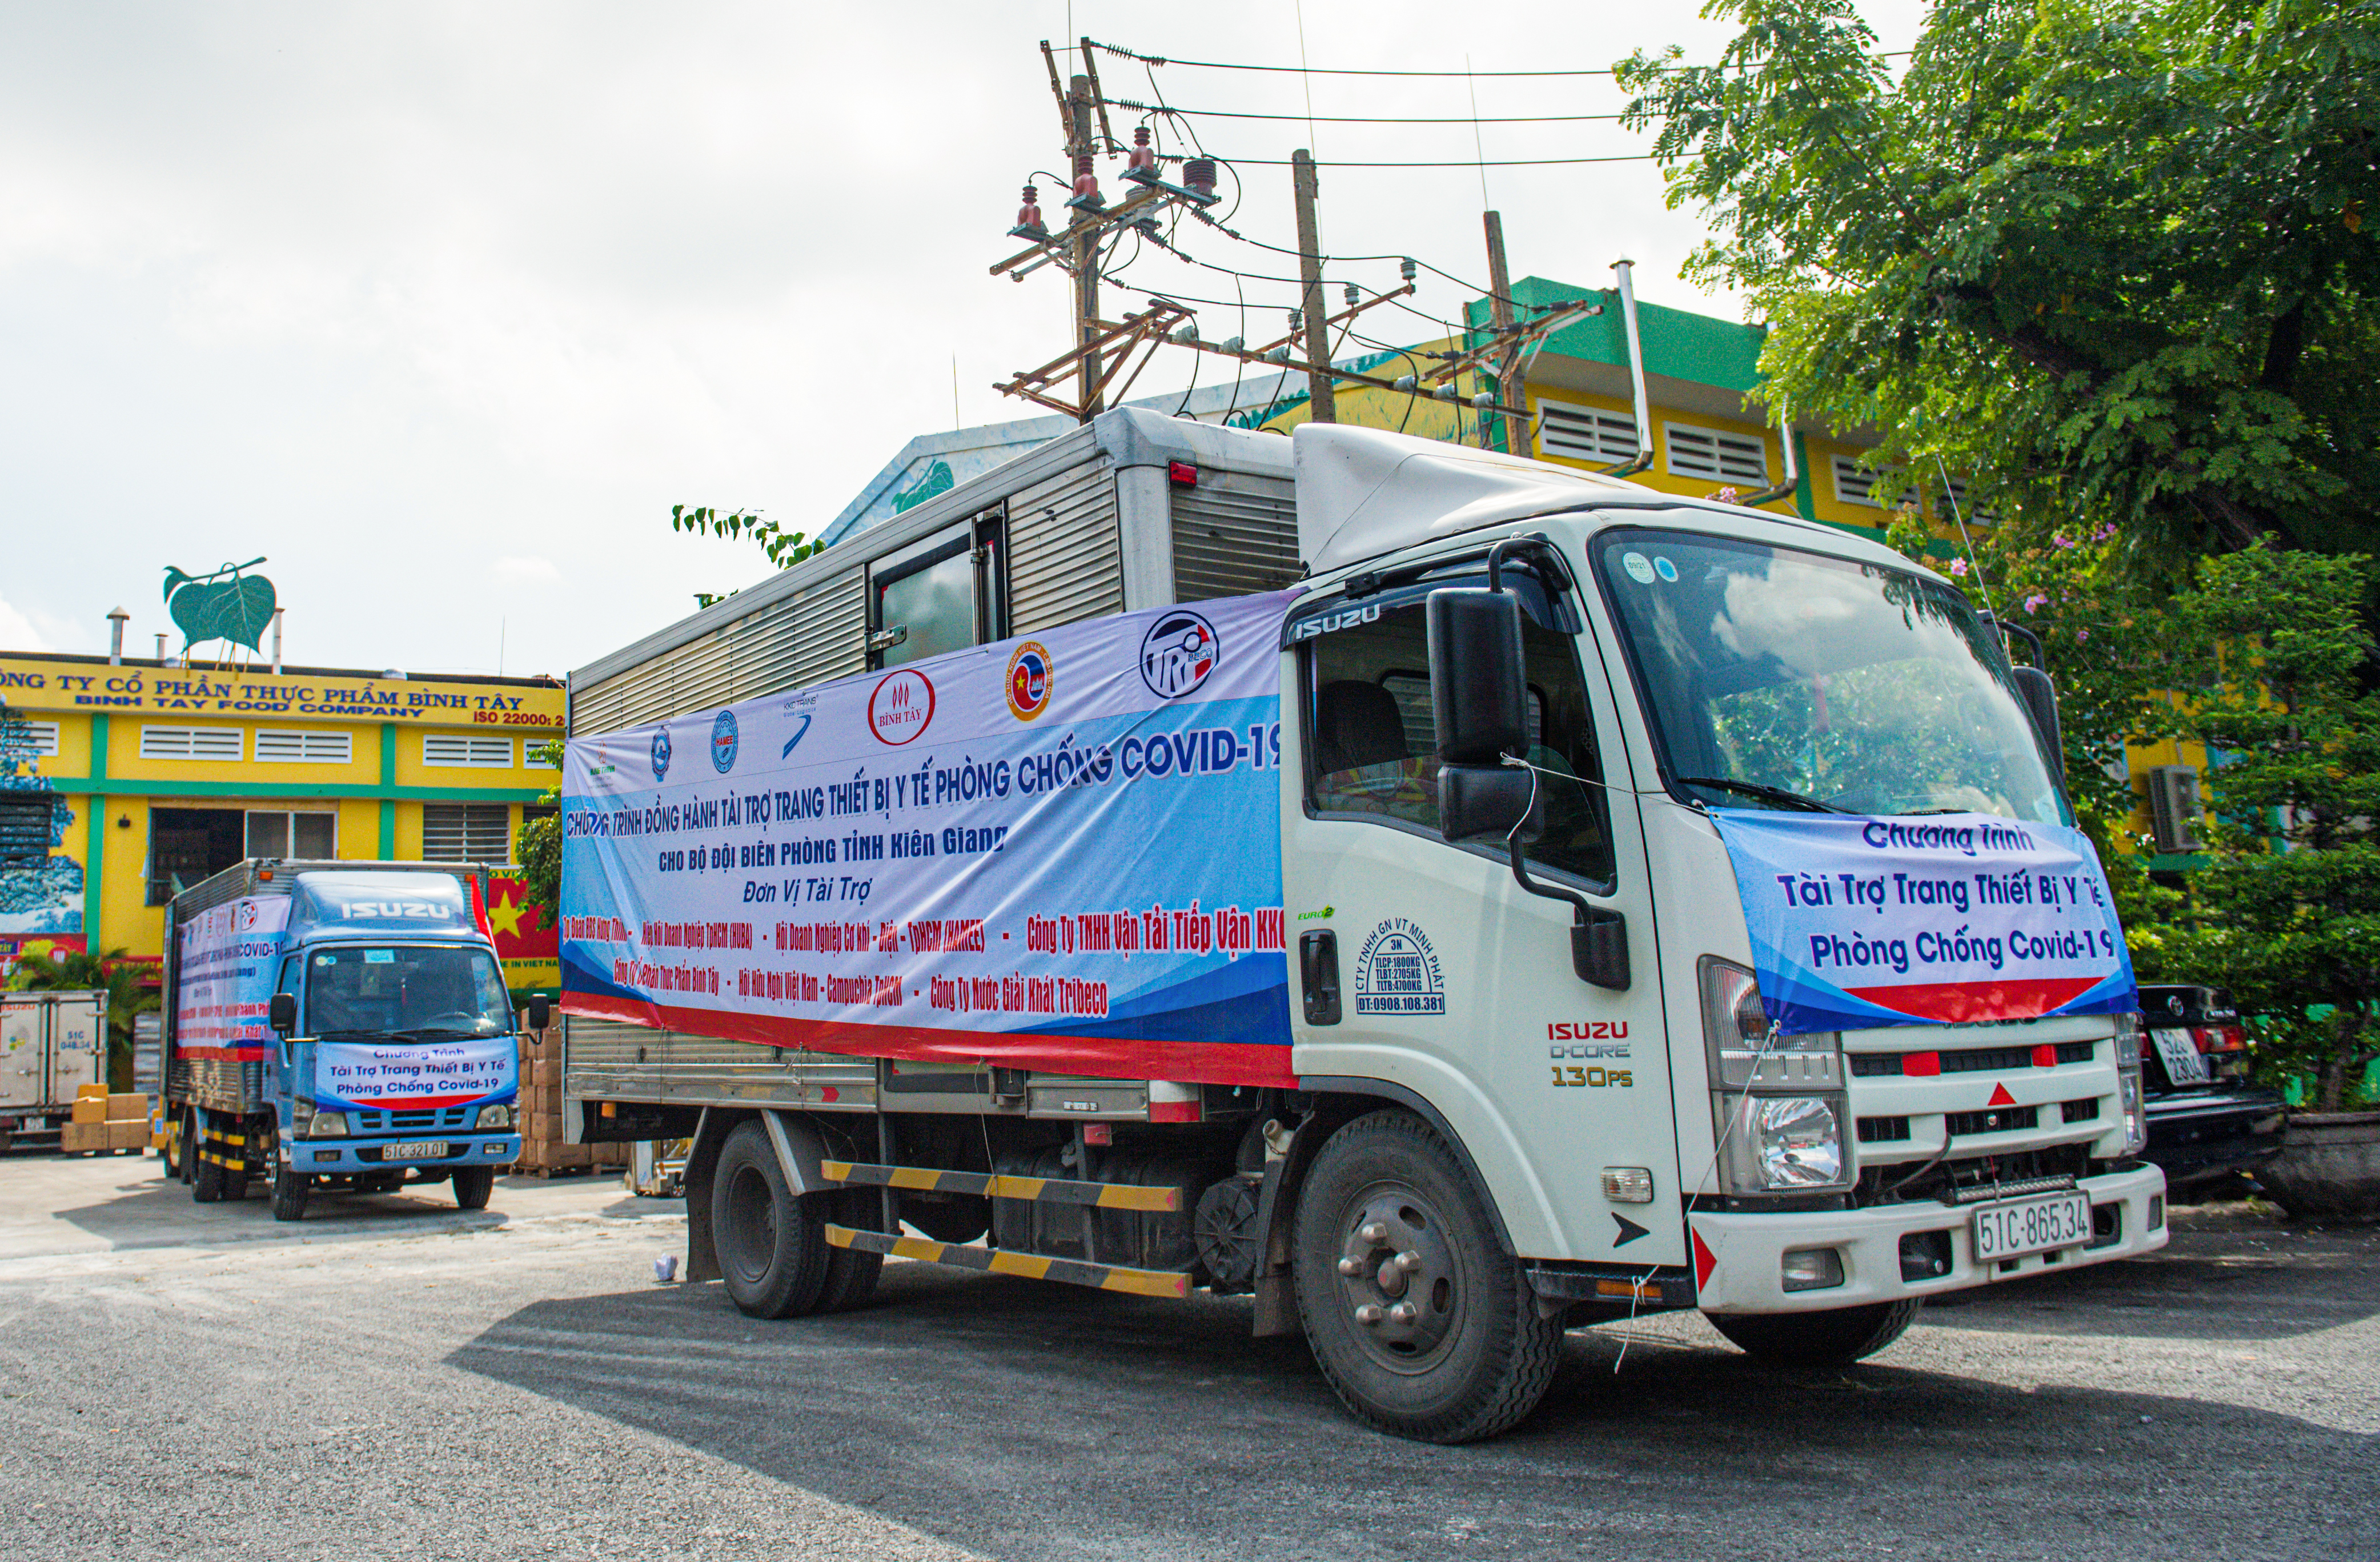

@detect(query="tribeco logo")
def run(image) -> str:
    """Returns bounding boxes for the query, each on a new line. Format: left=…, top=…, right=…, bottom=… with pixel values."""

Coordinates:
left=867, top=668, right=936, bottom=744
left=1005, top=640, right=1055, bottom=721
left=1138, top=608, right=1218, bottom=699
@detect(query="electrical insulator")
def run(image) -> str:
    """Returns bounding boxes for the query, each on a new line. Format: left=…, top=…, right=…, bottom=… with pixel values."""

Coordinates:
left=1343, top=282, right=1359, bottom=309
left=1400, top=257, right=1418, bottom=283
left=1017, top=185, right=1045, bottom=231
left=1073, top=153, right=1099, bottom=203
left=1394, top=374, right=1419, bottom=393
left=1287, top=309, right=1303, bottom=333
left=1183, top=158, right=1217, bottom=197
left=1221, top=336, right=1245, bottom=354
left=1472, top=391, right=1495, bottom=409
left=1435, top=383, right=1460, bottom=401
left=1129, top=125, right=1158, bottom=174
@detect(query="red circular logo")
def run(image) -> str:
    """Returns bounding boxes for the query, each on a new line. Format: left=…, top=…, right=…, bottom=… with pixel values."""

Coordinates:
left=867, top=668, right=936, bottom=744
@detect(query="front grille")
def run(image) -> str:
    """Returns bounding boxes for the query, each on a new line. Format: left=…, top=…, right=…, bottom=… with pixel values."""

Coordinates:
left=2061, top=1098, right=2102, bottom=1123
left=1851, top=1040, right=2096, bottom=1077
left=1854, top=1142, right=2092, bottom=1207
left=1858, top=1115, right=1912, bottom=1143
left=1945, top=1104, right=2040, bottom=1136
left=348, top=1106, right=476, bottom=1135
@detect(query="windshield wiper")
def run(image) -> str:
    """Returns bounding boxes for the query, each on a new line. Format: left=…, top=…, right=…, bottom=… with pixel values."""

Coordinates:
left=388, top=1027, right=493, bottom=1041
left=1675, top=776, right=1850, bottom=814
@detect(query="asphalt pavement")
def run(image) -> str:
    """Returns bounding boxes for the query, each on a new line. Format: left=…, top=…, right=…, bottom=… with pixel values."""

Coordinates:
left=0, top=1149, right=2372, bottom=1561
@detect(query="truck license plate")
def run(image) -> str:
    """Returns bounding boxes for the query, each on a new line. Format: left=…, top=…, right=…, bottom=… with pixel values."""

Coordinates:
left=1972, top=1192, right=2094, bottom=1261
left=2151, top=1027, right=2209, bottom=1086
left=383, top=1141, right=447, bottom=1162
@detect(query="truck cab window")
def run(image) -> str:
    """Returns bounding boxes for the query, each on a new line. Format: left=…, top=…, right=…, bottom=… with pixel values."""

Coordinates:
left=1303, top=589, right=1616, bottom=887
left=304, top=946, right=513, bottom=1038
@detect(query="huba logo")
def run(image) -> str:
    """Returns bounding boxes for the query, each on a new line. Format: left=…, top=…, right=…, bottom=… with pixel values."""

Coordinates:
left=709, top=710, right=739, bottom=774
left=867, top=669, right=936, bottom=744
left=650, top=727, right=672, bottom=781
left=1139, top=610, right=1219, bottom=699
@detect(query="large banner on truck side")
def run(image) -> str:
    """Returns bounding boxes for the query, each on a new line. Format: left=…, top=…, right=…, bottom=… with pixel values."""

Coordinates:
left=174, top=896, right=290, bottom=1061
left=559, top=592, right=1298, bottom=1086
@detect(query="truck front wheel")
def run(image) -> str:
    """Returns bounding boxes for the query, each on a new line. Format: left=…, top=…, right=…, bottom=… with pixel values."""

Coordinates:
left=1707, top=1299, right=1923, bottom=1367
left=712, top=1121, right=828, bottom=1319
left=1291, top=1110, right=1561, bottom=1443
left=451, top=1166, right=496, bottom=1210
left=191, top=1115, right=226, bottom=1203
left=271, top=1168, right=311, bottom=1221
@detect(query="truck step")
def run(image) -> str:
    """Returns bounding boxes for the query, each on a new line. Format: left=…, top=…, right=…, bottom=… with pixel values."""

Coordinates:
left=822, top=1224, right=1191, bottom=1299
left=816, top=1159, right=1181, bottom=1212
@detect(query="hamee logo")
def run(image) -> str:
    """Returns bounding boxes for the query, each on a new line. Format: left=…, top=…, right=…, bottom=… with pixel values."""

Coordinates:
left=710, top=710, right=739, bottom=774
left=650, top=727, right=673, bottom=781
left=1139, top=610, right=1219, bottom=698
left=1006, top=640, right=1055, bottom=721
left=868, top=668, right=936, bottom=744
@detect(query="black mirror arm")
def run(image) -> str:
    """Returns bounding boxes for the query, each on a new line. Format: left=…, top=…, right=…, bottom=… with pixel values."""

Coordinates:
left=1498, top=758, right=1631, bottom=991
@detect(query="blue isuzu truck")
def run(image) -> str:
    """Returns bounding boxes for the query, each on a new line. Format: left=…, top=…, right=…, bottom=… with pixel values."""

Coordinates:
left=162, top=859, right=537, bottom=1220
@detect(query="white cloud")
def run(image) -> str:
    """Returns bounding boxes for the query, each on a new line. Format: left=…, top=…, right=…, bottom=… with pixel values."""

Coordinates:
left=0, top=595, right=49, bottom=652
left=492, top=555, right=561, bottom=585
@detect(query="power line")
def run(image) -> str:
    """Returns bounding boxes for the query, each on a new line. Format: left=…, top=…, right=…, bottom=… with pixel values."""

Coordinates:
left=1088, top=36, right=1912, bottom=77
left=1213, top=153, right=1659, bottom=166
left=1113, top=99, right=1632, bottom=124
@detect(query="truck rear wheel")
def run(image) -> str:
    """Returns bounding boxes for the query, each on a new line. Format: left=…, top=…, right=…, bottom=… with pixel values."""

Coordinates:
left=271, top=1168, right=311, bottom=1221
left=1707, top=1299, right=1923, bottom=1367
left=451, top=1166, right=496, bottom=1210
left=713, top=1121, right=829, bottom=1319
left=191, top=1115, right=226, bottom=1203
left=1291, top=1110, right=1560, bottom=1443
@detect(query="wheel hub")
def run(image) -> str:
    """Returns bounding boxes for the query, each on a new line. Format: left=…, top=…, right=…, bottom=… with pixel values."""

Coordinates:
left=1334, top=1187, right=1460, bottom=1367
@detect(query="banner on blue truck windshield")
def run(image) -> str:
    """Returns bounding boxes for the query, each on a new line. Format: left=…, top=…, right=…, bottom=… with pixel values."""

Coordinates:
left=559, top=592, right=1298, bottom=1086
left=174, top=896, right=290, bottom=1061
left=1708, top=810, right=2137, bottom=1034
left=316, top=1037, right=515, bottom=1110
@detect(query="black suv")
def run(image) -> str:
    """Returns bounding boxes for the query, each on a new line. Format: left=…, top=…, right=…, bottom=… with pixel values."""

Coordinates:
left=2137, top=983, right=2285, bottom=1187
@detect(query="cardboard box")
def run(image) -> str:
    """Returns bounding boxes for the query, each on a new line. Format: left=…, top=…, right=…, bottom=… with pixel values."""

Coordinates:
left=70, top=1098, right=107, bottom=1124
left=77, top=1081, right=107, bottom=1100
left=61, top=1122, right=108, bottom=1152
left=107, top=1120, right=150, bottom=1150
left=532, top=1060, right=563, bottom=1088
left=107, top=1093, right=147, bottom=1122
left=529, top=1112, right=565, bottom=1144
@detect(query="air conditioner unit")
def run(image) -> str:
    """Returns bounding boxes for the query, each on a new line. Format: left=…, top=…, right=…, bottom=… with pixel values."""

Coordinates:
left=2145, top=765, right=2204, bottom=854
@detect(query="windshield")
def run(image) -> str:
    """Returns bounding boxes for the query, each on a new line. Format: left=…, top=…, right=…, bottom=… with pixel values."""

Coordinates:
left=1594, top=529, right=2066, bottom=824
left=304, top=944, right=514, bottom=1038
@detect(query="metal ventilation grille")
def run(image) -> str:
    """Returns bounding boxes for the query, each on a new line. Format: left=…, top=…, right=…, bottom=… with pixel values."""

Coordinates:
left=1171, top=470, right=1299, bottom=602
left=728, top=566, right=866, bottom=700
left=1008, top=462, right=1122, bottom=633
left=422, top=803, right=510, bottom=862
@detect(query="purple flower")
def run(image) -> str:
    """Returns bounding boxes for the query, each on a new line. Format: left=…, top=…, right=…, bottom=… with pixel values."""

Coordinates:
left=2024, top=592, right=2049, bottom=613
left=1949, top=558, right=1969, bottom=576
left=2053, top=534, right=2076, bottom=549
left=2076, top=629, right=2089, bottom=641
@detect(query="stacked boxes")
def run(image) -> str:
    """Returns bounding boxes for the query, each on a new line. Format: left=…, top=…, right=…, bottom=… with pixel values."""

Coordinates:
left=513, top=1016, right=627, bottom=1176
left=62, top=1085, right=151, bottom=1154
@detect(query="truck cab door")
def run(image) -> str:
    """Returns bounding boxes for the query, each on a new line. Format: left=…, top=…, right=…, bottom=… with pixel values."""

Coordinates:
left=1280, top=563, right=1683, bottom=1268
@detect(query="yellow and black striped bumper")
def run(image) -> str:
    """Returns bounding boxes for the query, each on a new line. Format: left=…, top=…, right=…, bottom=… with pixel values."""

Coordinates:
left=822, top=1224, right=1190, bottom=1299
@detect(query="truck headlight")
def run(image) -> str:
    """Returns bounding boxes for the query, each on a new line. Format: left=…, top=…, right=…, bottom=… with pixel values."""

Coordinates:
left=474, top=1102, right=513, bottom=1131
left=1701, top=957, right=1851, bottom=1195
left=2114, top=1012, right=2147, bottom=1153
left=307, top=1111, right=349, bottom=1139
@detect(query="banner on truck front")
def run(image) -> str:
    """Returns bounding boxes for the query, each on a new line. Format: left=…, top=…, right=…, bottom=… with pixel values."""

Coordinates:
left=174, top=896, right=291, bottom=1060
left=1708, top=810, right=2136, bottom=1035
left=315, top=1036, right=515, bottom=1110
left=559, top=592, right=1298, bottom=1086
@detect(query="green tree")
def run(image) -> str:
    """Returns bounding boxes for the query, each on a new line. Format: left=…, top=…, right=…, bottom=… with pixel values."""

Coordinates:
left=8, top=946, right=158, bottom=1092
left=517, top=739, right=562, bottom=924
left=672, top=505, right=821, bottom=610
left=1619, top=0, right=2380, bottom=559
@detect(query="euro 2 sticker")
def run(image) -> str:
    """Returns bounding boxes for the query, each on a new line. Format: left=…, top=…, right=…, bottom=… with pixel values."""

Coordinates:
left=868, top=668, right=936, bottom=744
left=709, top=709, right=739, bottom=773
left=1652, top=555, right=1679, bottom=583
left=1354, top=917, right=1444, bottom=1016
left=650, top=727, right=672, bottom=781
left=1139, top=608, right=1218, bottom=698
left=1006, top=639, right=1055, bottom=721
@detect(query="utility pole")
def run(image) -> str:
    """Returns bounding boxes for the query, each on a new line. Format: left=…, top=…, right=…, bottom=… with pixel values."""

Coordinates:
left=1069, top=75, right=1103, bottom=422
left=1482, top=210, right=1525, bottom=455
left=1291, top=150, right=1337, bottom=424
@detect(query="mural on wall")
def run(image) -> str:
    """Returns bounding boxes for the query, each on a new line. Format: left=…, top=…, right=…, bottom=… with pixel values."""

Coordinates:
left=163, top=556, right=277, bottom=660
left=0, top=706, right=83, bottom=956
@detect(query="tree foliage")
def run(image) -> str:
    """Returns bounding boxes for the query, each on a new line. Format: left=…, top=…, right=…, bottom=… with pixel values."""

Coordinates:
left=1620, top=0, right=2380, bottom=560
left=672, top=504, right=820, bottom=610
left=516, top=738, right=562, bottom=925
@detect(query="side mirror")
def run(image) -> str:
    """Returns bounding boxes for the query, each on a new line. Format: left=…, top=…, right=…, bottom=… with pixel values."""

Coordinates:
left=268, top=992, right=297, bottom=1035
left=1438, top=764, right=1543, bottom=844
left=2010, top=665, right=2066, bottom=787
left=526, top=994, right=552, bottom=1032
left=1427, top=588, right=1528, bottom=764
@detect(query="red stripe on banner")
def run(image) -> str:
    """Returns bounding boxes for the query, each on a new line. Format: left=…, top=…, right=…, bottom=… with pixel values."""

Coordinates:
left=561, top=991, right=1297, bottom=1089
left=181, top=1046, right=270, bottom=1062
left=1840, top=976, right=2102, bottom=1026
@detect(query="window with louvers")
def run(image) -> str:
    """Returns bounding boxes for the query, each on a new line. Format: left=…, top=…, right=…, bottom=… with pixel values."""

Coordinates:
left=141, top=725, right=244, bottom=760
left=424, top=735, right=515, bottom=768
left=1664, top=423, right=1768, bottom=485
left=422, top=804, right=511, bottom=863
left=0, top=792, right=51, bottom=864
left=255, top=728, right=354, bottom=763
left=1535, top=401, right=1639, bottom=464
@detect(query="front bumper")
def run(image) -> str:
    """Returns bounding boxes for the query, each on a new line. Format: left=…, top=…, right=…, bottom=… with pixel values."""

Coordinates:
left=1691, top=1163, right=2168, bottom=1314
left=2146, top=1087, right=2285, bottom=1185
left=281, top=1135, right=521, bottom=1175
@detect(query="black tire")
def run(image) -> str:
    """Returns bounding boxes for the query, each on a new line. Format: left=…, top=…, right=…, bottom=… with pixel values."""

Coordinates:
left=712, top=1121, right=828, bottom=1319
left=1707, top=1299, right=1924, bottom=1367
left=271, top=1168, right=311, bottom=1221
left=810, top=1188, right=884, bottom=1314
left=176, top=1111, right=195, bottom=1185
left=1291, top=1111, right=1561, bottom=1443
left=191, top=1116, right=226, bottom=1204
left=451, top=1166, right=496, bottom=1211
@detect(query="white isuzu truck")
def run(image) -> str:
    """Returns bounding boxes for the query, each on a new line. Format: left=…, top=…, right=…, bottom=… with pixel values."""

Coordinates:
left=557, top=410, right=2165, bottom=1442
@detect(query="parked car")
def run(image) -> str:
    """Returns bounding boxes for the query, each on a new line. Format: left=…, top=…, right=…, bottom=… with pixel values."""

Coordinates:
left=2137, top=983, right=2284, bottom=1187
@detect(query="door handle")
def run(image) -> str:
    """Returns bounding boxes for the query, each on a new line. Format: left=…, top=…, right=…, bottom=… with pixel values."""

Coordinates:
left=1299, top=931, right=1341, bottom=1026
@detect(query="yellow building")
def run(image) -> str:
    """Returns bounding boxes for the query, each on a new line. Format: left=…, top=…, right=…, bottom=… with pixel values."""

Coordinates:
left=0, top=651, right=565, bottom=992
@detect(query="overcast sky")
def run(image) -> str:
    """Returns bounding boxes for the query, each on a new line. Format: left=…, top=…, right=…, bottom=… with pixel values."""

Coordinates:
left=0, top=1, right=1923, bottom=680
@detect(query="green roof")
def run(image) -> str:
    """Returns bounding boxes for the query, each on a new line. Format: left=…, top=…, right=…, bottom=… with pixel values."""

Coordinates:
left=1464, top=276, right=1766, bottom=394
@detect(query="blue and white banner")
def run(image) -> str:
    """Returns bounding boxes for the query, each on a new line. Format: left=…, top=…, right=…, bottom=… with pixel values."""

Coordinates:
left=316, top=1036, right=515, bottom=1111
left=1708, top=810, right=2137, bottom=1035
left=559, top=593, right=1298, bottom=1086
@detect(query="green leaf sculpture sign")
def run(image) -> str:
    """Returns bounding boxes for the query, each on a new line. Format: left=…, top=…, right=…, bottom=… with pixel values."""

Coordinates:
left=163, top=558, right=276, bottom=658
